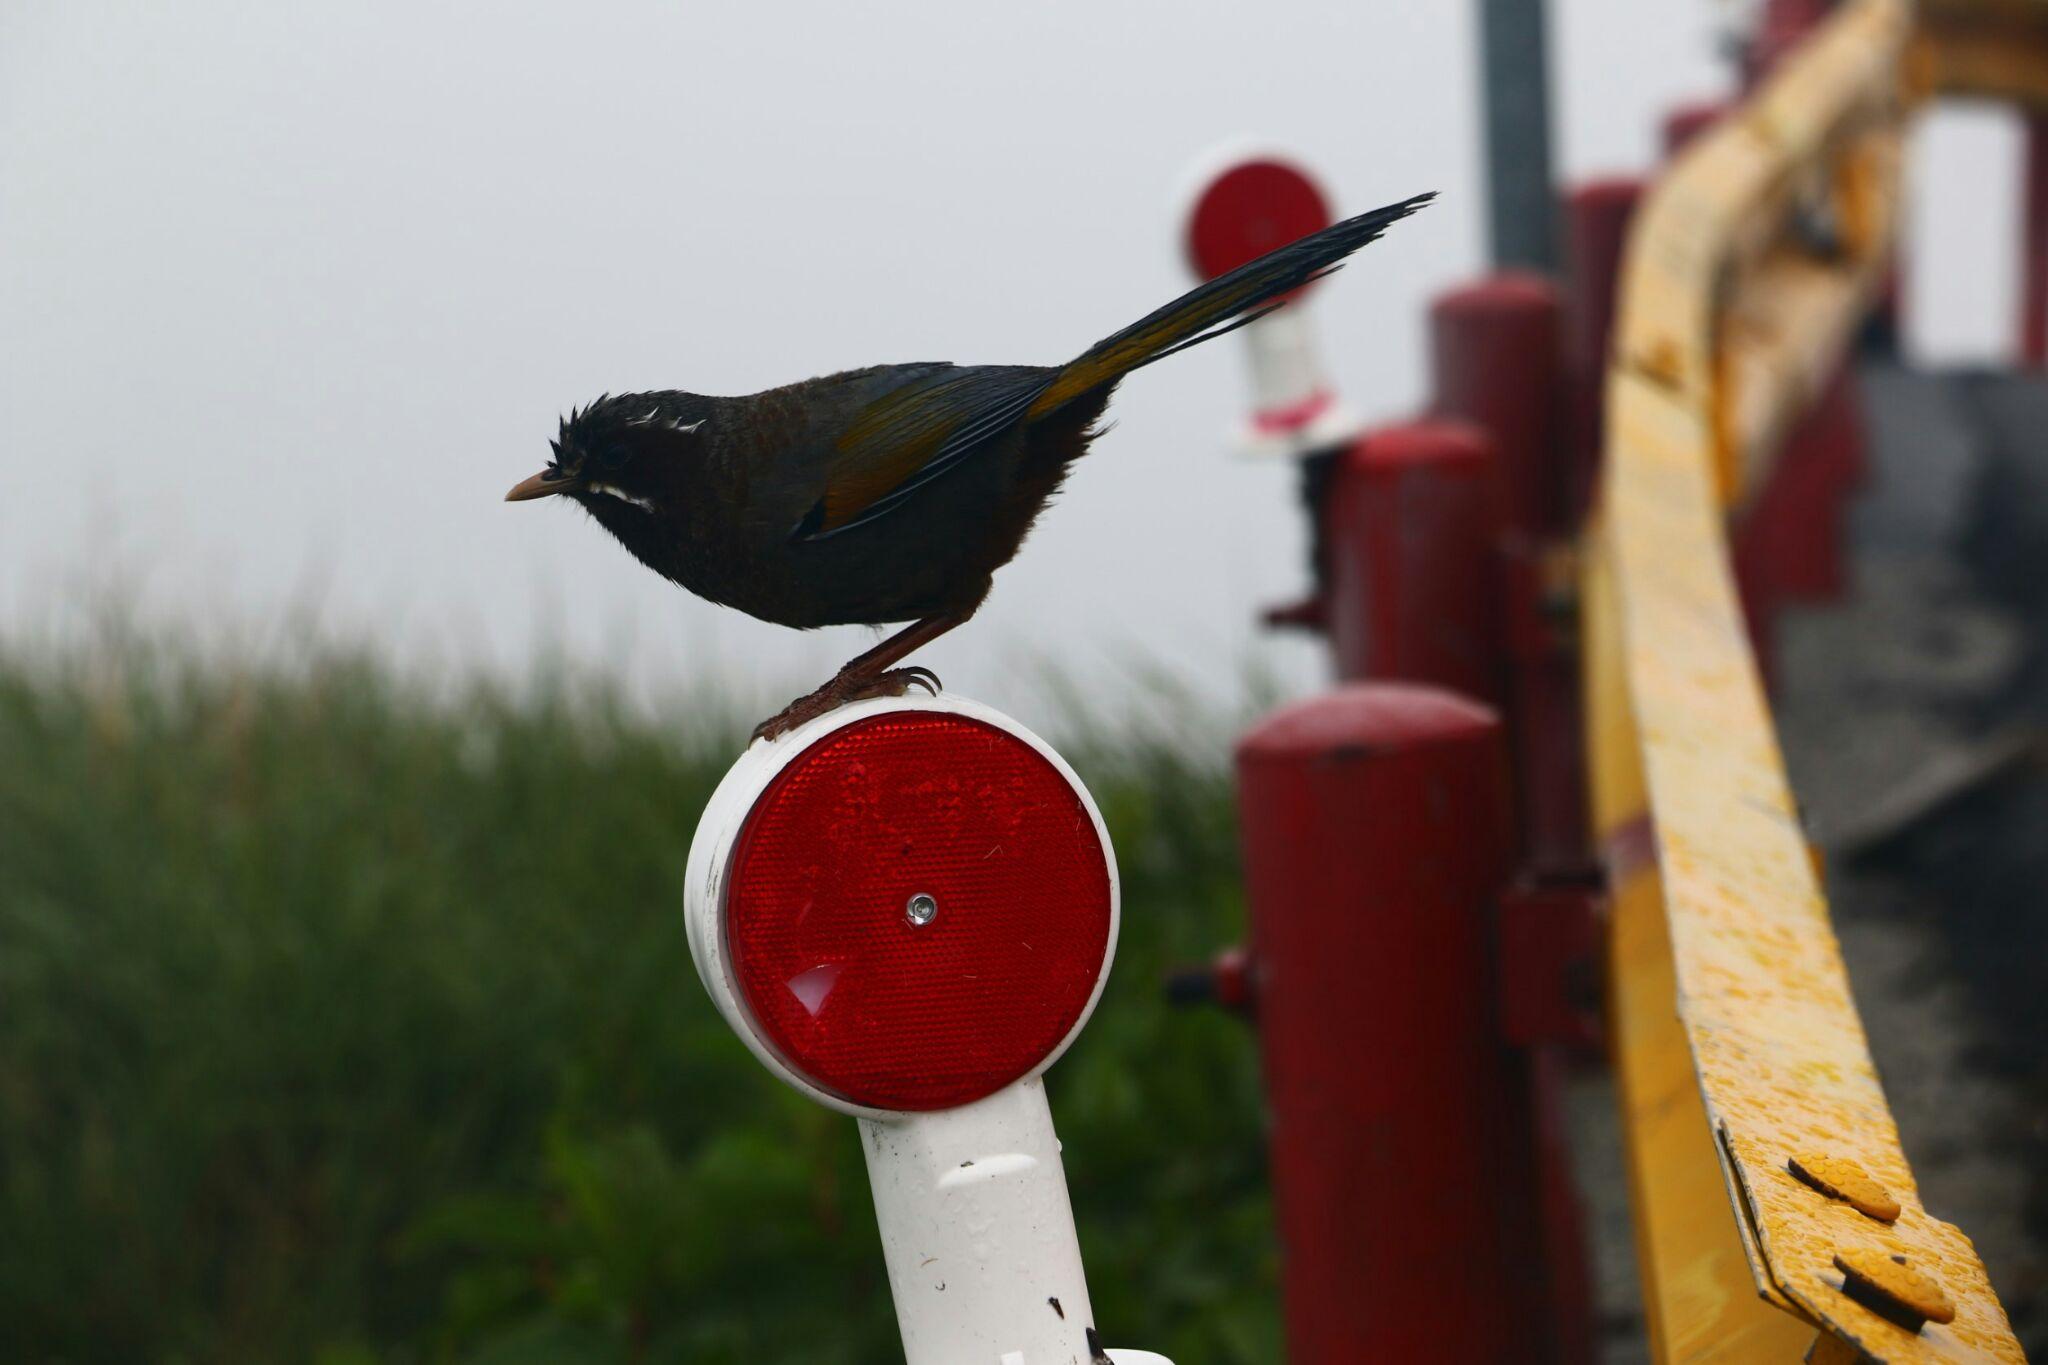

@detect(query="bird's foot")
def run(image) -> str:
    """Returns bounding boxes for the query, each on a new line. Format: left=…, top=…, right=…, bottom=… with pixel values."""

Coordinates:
left=751, top=666, right=942, bottom=743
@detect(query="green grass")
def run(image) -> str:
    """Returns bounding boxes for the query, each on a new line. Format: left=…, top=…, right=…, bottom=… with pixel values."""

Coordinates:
left=0, top=628, right=1277, bottom=1364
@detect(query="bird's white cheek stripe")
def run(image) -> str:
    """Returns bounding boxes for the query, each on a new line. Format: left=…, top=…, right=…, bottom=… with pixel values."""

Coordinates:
left=587, top=483, right=659, bottom=512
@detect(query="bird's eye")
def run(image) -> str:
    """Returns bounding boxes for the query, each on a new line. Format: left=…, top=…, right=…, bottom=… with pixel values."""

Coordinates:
left=599, top=444, right=630, bottom=469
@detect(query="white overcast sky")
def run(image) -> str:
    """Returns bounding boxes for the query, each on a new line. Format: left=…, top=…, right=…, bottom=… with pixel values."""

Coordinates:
left=0, top=2, right=2024, bottom=731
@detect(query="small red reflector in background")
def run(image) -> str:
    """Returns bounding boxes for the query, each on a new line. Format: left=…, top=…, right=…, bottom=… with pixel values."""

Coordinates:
left=725, top=713, right=1113, bottom=1112
left=1186, top=157, right=1335, bottom=290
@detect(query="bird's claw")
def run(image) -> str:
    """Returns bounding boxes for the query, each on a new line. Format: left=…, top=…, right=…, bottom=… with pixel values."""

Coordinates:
left=750, top=665, right=945, bottom=743
left=894, top=666, right=941, bottom=696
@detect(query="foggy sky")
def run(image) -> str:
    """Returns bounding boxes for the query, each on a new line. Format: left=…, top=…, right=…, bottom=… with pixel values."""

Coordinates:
left=0, top=2, right=2022, bottom=734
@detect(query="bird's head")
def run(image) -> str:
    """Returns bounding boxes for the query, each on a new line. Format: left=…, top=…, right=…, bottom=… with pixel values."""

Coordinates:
left=505, top=392, right=710, bottom=516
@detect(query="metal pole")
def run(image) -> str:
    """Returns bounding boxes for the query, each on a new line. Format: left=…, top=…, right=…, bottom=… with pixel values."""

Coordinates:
left=1478, top=0, right=1558, bottom=272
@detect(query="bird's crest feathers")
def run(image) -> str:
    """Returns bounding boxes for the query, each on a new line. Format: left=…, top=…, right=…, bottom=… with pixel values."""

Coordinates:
left=550, top=393, right=707, bottom=477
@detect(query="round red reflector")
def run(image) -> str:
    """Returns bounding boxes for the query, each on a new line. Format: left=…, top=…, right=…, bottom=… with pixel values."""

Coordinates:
left=724, top=712, right=1113, bottom=1112
left=1185, top=157, right=1334, bottom=287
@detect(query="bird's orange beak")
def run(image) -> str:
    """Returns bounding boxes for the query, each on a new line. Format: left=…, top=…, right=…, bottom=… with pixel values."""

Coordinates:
left=505, top=468, right=580, bottom=502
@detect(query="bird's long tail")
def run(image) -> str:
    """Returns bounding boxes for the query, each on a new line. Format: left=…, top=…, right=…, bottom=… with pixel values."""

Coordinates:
left=1024, top=191, right=1434, bottom=419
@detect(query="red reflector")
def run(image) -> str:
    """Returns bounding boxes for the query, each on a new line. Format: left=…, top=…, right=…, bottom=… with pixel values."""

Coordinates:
left=1186, top=157, right=1334, bottom=288
left=724, top=712, right=1113, bottom=1112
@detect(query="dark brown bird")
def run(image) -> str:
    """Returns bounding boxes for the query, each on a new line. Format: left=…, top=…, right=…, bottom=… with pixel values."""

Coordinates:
left=507, top=194, right=1432, bottom=740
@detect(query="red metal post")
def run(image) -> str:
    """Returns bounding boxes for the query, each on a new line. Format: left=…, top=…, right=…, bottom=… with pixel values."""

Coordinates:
left=1758, top=367, right=1861, bottom=601
left=1319, top=421, right=1508, bottom=704
left=1236, top=684, right=1541, bottom=1364
left=2024, top=111, right=2048, bottom=368
left=1731, top=520, right=1783, bottom=689
left=1562, top=178, right=1645, bottom=522
left=1499, top=543, right=1590, bottom=869
left=1730, top=365, right=1866, bottom=686
left=1426, top=275, right=1589, bottom=871
left=1420, top=277, right=1599, bottom=1344
left=1430, top=274, right=1568, bottom=540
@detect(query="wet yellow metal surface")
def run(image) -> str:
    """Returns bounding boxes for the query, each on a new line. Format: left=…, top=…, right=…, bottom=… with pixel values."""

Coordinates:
left=1585, top=0, right=2029, bottom=1358
left=1588, top=528, right=1818, bottom=1363
left=1599, top=371, right=2024, bottom=1361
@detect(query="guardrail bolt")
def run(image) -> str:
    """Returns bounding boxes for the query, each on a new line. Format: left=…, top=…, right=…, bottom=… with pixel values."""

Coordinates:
left=1832, top=1246, right=1955, bottom=1333
left=1788, top=1153, right=1900, bottom=1222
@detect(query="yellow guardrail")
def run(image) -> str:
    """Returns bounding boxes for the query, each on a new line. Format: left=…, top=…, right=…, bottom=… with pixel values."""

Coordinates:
left=1586, top=1, right=2037, bottom=1360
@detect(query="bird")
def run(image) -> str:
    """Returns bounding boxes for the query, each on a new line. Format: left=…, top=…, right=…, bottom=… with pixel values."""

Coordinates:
left=506, top=193, right=1433, bottom=742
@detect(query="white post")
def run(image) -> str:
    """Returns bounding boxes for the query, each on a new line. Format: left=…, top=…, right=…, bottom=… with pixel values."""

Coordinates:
left=1175, top=146, right=1365, bottom=461
left=1235, top=304, right=1361, bottom=459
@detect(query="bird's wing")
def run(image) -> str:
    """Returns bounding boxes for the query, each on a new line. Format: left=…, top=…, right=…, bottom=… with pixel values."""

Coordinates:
left=794, top=364, right=1054, bottom=540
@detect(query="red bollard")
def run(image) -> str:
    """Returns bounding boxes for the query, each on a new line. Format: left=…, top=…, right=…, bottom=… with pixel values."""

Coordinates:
left=1501, top=542, right=1592, bottom=870
left=1320, top=421, right=1508, bottom=704
left=1425, top=273, right=1589, bottom=870
left=1430, top=274, right=1568, bottom=540
left=1822, top=364, right=1869, bottom=496
left=1733, top=366, right=1867, bottom=684
left=1237, top=684, right=1541, bottom=1364
left=1779, top=367, right=1861, bottom=601
left=1731, top=515, right=1784, bottom=690
left=1563, top=178, right=1646, bottom=522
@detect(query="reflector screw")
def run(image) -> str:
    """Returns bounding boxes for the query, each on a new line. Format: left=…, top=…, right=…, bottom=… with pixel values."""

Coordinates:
left=905, top=892, right=939, bottom=927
